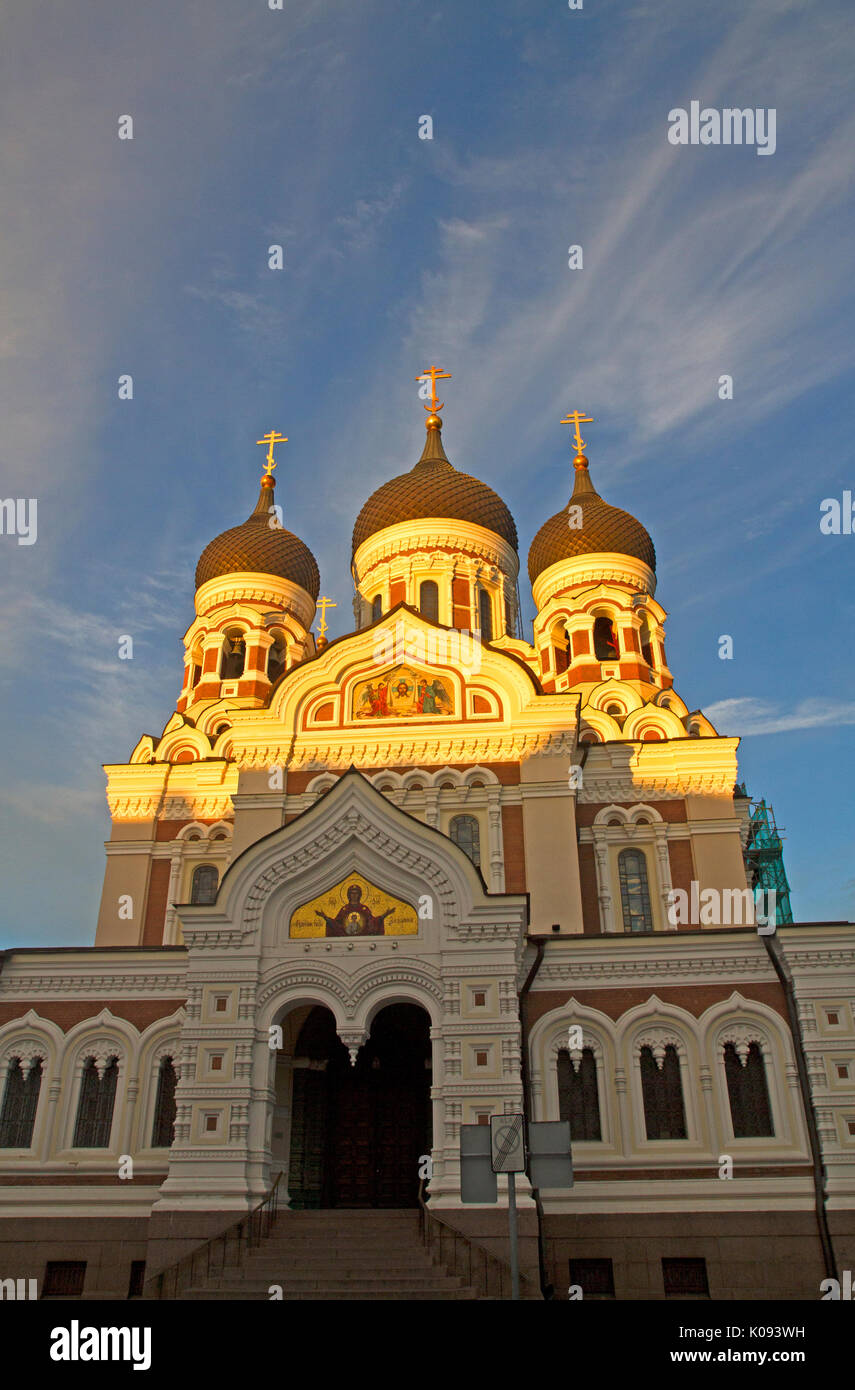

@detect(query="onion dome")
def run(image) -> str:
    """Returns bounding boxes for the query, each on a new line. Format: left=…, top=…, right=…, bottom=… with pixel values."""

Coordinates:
left=352, top=413, right=518, bottom=555
left=196, top=474, right=320, bottom=598
left=528, top=451, right=655, bottom=583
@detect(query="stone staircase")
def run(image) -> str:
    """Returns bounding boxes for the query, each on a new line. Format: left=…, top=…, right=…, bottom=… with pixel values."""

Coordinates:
left=179, top=1209, right=482, bottom=1300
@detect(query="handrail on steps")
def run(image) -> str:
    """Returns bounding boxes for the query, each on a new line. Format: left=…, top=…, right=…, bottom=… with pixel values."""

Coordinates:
left=148, top=1172, right=283, bottom=1300
left=417, top=1179, right=537, bottom=1300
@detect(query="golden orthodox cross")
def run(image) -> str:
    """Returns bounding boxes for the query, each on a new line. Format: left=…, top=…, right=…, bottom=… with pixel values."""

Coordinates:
left=561, top=410, right=593, bottom=453
left=256, top=429, right=288, bottom=475
left=416, top=365, right=452, bottom=414
left=316, top=596, right=337, bottom=639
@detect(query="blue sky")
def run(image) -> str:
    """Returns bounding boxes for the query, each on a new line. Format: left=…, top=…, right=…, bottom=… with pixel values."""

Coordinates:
left=0, top=0, right=853, bottom=947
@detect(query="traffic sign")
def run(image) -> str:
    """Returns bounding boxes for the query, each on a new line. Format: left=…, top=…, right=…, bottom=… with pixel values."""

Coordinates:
left=490, top=1113, right=525, bottom=1173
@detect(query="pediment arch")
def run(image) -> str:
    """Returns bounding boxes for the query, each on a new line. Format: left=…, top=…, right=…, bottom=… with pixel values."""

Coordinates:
left=178, top=769, right=525, bottom=948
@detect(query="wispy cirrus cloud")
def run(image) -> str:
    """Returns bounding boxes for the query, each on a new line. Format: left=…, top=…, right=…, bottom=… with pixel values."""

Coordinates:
left=705, top=697, right=855, bottom=737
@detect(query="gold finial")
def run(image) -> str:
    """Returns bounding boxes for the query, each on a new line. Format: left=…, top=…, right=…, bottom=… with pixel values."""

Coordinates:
left=256, top=429, right=288, bottom=476
left=316, top=596, right=337, bottom=643
left=561, top=410, right=593, bottom=455
left=416, top=365, right=452, bottom=416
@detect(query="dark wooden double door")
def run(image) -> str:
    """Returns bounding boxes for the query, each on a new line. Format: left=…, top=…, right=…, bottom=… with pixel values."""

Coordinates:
left=289, top=1003, right=431, bottom=1209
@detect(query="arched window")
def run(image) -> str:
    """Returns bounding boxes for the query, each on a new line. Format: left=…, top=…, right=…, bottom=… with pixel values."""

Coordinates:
left=618, top=849, right=653, bottom=932
left=450, top=814, right=481, bottom=867
left=190, top=646, right=203, bottom=688
left=371, top=595, right=382, bottom=623
left=220, top=631, right=245, bottom=680
left=267, top=638, right=286, bottom=685
left=0, top=1057, right=43, bottom=1148
left=191, top=865, right=219, bottom=905
left=478, top=588, right=493, bottom=642
left=419, top=581, right=439, bottom=623
left=552, top=622, right=569, bottom=674
left=640, top=1045, right=687, bottom=1139
left=593, top=616, right=619, bottom=661
left=151, top=1057, right=178, bottom=1148
left=724, top=1042, right=774, bottom=1137
left=557, top=1048, right=601, bottom=1141
left=73, top=1057, right=119, bottom=1148
left=639, top=619, right=654, bottom=667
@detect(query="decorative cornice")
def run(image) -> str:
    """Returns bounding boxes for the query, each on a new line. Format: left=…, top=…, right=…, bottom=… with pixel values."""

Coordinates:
left=0, top=974, right=187, bottom=997
left=236, top=729, right=576, bottom=770
left=194, top=571, right=316, bottom=630
left=354, top=518, right=519, bottom=584
left=535, top=952, right=777, bottom=984
left=532, top=552, right=656, bottom=610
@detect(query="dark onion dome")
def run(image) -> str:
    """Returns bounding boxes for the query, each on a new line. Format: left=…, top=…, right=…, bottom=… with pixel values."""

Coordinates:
left=196, top=475, right=320, bottom=598
left=528, top=452, right=655, bottom=584
left=352, top=414, right=518, bottom=557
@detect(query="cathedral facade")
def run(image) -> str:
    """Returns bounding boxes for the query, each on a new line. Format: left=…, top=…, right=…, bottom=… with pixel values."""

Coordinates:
left=1, top=394, right=853, bottom=1300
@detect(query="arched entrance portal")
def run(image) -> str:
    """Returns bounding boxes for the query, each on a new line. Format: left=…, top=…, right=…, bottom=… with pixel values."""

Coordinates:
left=288, top=1003, right=431, bottom=1209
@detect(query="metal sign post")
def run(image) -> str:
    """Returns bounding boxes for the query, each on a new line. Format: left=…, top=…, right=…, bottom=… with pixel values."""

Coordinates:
left=490, top=1114, right=525, bottom=1301
left=460, top=1115, right=573, bottom=1300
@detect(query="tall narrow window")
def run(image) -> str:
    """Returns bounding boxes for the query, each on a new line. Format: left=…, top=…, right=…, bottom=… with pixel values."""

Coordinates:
left=618, top=849, right=653, bottom=932
left=73, top=1058, right=119, bottom=1148
left=639, top=619, right=654, bottom=667
left=641, top=1044, right=687, bottom=1139
left=724, top=1042, right=774, bottom=1137
left=593, top=615, right=619, bottom=660
left=558, top=1048, right=601, bottom=1141
left=0, top=1057, right=43, bottom=1148
left=552, top=623, right=569, bottom=674
left=478, top=588, right=493, bottom=642
left=370, top=595, right=382, bottom=623
left=151, top=1057, right=178, bottom=1148
left=267, top=638, right=286, bottom=685
left=419, top=581, right=439, bottom=623
left=191, top=864, right=219, bottom=905
left=449, top=814, right=480, bottom=867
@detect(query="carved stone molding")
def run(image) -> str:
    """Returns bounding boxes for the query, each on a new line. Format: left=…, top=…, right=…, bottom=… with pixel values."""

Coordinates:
left=634, top=1029, right=683, bottom=1066
left=0, top=1040, right=48, bottom=1071
left=338, top=1029, right=369, bottom=1067
left=78, top=1046, right=122, bottom=1077
left=235, top=730, right=577, bottom=771
left=3, top=973, right=187, bottom=996
left=242, top=812, right=460, bottom=936
left=717, top=1024, right=769, bottom=1064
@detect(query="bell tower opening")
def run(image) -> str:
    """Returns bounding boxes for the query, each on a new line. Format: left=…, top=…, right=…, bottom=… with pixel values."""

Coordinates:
left=287, top=1002, right=431, bottom=1210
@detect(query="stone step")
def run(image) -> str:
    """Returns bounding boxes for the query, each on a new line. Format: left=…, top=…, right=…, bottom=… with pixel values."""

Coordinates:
left=237, top=1251, right=430, bottom=1262
left=242, top=1258, right=439, bottom=1274
left=200, top=1275, right=467, bottom=1292
left=180, top=1288, right=480, bottom=1300
left=169, top=1206, right=483, bottom=1301
left=270, top=1213, right=417, bottom=1221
